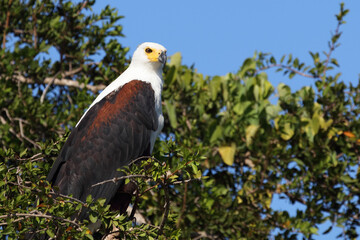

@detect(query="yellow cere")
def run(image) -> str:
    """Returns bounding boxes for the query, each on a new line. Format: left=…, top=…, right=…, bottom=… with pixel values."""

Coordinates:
left=145, top=47, right=163, bottom=62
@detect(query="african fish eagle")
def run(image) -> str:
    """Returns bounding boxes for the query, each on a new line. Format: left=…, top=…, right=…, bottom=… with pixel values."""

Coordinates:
left=47, top=42, right=167, bottom=219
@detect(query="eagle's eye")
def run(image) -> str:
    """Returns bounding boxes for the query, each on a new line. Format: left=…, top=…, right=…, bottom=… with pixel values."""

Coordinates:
left=145, top=48, right=153, bottom=53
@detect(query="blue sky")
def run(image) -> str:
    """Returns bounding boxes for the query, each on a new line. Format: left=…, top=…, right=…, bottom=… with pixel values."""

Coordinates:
left=95, top=0, right=359, bottom=89
left=92, top=1, right=359, bottom=239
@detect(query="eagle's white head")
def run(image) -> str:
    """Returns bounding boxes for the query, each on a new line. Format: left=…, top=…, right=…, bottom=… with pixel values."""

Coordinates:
left=130, top=42, right=167, bottom=73
left=77, top=42, right=167, bottom=128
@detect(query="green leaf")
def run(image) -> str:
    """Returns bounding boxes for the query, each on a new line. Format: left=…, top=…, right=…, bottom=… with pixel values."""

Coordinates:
left=210, top=125, right=223, bottom=143
left=86, top=232, right=94, bottom=240
left=253, top=85, right=260, bottom=101
left=46, top=229, right=55, bottom=238
left=277, top=83, right=291, bottom=98
left=280, top=55, right=285, bottom=63
left=209, top=76, right=222, bottom=100
left=233, top=101, right=252, bottom=116
left=165, top=100, right=177, bottom=128
left=50, top=16, right=61, bottom=27
left=218, top=143, right=236, bottom=166
left=169, top=52, right=182, bottom=67
left=265, top=104, right=281, bottom=119
left=239, top=58, right=256, bottom=77
left=270, top=56, right=276, bottom=64
left=19, top=148, right=28, bottom=158
left=89, top=213, right=97, bottom=223
left=98, top=198, right=106, bottom=207
left=191, top=163, right=198, bottom=175
left=281, top=123, right=294, bottom=140
left=86, top=194, right=93, bottom=204
left=311, top=113, right=320, bottom=135
left=309, top=227, right=318, bottom=234
left=245, top=124, right=259, bottom=146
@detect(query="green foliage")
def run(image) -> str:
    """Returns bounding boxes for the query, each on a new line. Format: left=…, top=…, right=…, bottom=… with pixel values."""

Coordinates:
left=1, top=1, right=359, bottom=240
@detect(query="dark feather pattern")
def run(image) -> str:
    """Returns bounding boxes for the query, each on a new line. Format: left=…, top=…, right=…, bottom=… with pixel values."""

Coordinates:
left=47, top=80, right=157, bottom=218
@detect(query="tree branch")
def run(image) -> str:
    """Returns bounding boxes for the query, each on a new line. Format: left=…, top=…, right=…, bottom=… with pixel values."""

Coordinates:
left=40, top=71, right=60, bottom=103
left=90, top=175, right=152, bottom=188
left=256, top=64, right=317, bottom=79
left=172, top=178, right=201, bottom=185
left=0, top=211, right=82, bottom=229
left=0, top=210, right=81, bottom=229
left=2, top=0, right=13, bottom=50
left=10, top=72, right=106, bottom=93
left=322, top=17, right=342, bottom=78
left=157, top=176, right=170, bottom=237
left=77, top=0, right=89, bottom=15
left=0, top=115, right=40, bottom=149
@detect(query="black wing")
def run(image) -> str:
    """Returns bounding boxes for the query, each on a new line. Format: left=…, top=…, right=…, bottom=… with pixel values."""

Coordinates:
left=47, top=80, right=157, bottom=210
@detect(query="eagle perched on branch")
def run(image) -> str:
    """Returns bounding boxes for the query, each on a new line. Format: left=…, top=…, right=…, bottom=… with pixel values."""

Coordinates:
left=47, top=42, right=167, bottom=219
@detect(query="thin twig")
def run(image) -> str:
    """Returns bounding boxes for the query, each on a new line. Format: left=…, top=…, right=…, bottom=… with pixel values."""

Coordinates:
left=322, top=20, right=341, bottom=78
left=128, top=156, right=162, bottom=167
left=16, top=152, right=42, bottom=161
left=0, top=211, right=81, bottom=229
left=19, top=119, right=24, bottom=138
left=172, top=178, right=201, bottom=185
left=66, top=93, right=73, bottom=106
left=176, top=181, right=187, bottom=228
left=48, top=190, right=86, bottom=205
left=77, top=0, right=89, bottom=15
left=91, top=175, right=152, bottom=188
left=40, top=71, right=60, bottom=103
left=283, top=191, right=306, bottom=205
left=2, top=0, right=13, bottom=50
left=141, top=160, right=196, bottom=196
left=0, top=115, right=40, bottom=149
left=256, top=64, right=317, bottom=79
left=193, top=231, right=217, bottom=240
left=32, top=11, right=37, bottom=49
left=0, top=210, right=78, bottom=226
left=62, top=67, right=83, bottom=77
left=7, top=182, right=86, bottom=205
left=157, top=176, right=170, bottom=237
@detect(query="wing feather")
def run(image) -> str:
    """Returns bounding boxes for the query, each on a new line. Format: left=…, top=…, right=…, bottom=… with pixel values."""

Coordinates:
left=47, top=80, right=158, bottom=216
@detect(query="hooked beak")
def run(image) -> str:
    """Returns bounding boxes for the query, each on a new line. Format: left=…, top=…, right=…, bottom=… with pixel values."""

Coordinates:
left=158, top=51, right=167, bottom=64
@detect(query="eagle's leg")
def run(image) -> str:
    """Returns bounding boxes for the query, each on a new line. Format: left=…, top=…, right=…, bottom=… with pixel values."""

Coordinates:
left=110, top=181, right=138, bottom=214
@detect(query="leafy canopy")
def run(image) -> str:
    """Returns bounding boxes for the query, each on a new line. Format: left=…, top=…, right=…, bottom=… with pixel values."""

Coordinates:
left=0, top=1, right=359, bottom=239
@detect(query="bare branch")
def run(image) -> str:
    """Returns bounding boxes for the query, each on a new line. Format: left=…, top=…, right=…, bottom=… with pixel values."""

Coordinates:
left=77, top=0, right=89, bottom=15
left=322, top=20, right=342, bottom=78
left=128, top=155, right=162, bottom=166
left=17, top=152, right=42, bottom=161
left=32, top=12, right=37, bottom=49
left=2, top=0, right=13, bottom=50
left=172, top=178, right=201, bottom=185
left=91, top=175, right=152, bottom=188
left=62, top=67, right=83, bottom=77
left=0, top=211, right=82, bottom=229
left=7, top=181, right=86, bottom=205
left=1, top=108, right=41, bottom=149
left=40, top=71, right=60, bottom=103
left=283, top=191, right=306, bottom=205
left=176, top=181, right=187, bottom=228
left=193, top=231, right=218, bottom=240
left=0, top=115, right=40, bottom=149
left=9, top=72, right=106, bottom=93
left=256, top=64, right=317, bottom=79
left=157, top=177, right=170, bottom=236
